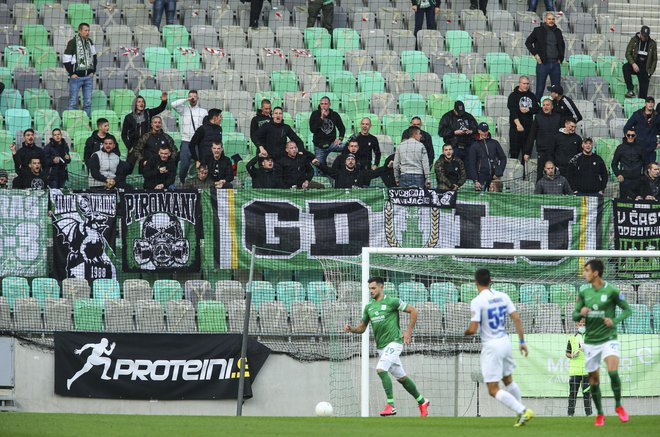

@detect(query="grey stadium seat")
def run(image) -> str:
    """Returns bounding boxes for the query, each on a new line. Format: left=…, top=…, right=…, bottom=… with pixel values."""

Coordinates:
left=290, top=301, right=320, bottom=334
left=415, top=302, right=443, bottom=335
left=227, top=299, right=259, bottom=333
left=135, top=300, right=166, bottom=333
left=62, top=278, right=91, bottom=302
left=242, top=70, right=271, bottom=92
left=123, top=279, right=153, bottom=302
left=44, top=298, right=73, bottom=331
left=414, top=72, right=443, bottom=97
left=284, top=91, right=311, bottom=115
left=191, top=25, right=219, bottom=50
left=276, top=27, right=304, bottom=50
left=105, top=299, right=135, bottom=333
left=417, top=30, right=444, bottom=54
left=186, top=69, right=213, bottom=90
left=443, top=302, right=471, bottom=335
left=166, top=300, right=197, bottom=333
left=215, top=280, right=245, bottom=302
left=320, top=301, right=359, bottom=334
left=14, top=297, right=42, bottom=331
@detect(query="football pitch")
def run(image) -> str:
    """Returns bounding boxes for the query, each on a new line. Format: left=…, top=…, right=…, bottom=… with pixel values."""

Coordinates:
left=3, top=413, right=660, bottom=437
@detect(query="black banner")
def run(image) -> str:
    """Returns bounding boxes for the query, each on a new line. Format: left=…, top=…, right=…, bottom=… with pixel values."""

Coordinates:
left=50, top=190, right=118, bottom=281
left=55, top=332, right=271, bottom=400
left=613, top=199, right=660, bottom=278
left=387, top=188, right=457, bottom=209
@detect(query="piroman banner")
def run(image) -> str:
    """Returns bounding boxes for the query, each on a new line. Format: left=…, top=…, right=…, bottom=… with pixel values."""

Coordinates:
left=0, top=190, right=49, bottom=277
left=50, top=190, right=118, bottom=281
left=54, top=332, right=271, bottom=400
left=613, top=199, right=660, bottom=279
left=120, top=190, right=202, bottom=273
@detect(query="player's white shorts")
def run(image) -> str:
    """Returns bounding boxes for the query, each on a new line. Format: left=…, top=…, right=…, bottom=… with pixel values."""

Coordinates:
left=480, top=335, right=516, bottom=383
left=584, top=340, right=620, bottom=373
left=376, top=342, right=406, bottom=379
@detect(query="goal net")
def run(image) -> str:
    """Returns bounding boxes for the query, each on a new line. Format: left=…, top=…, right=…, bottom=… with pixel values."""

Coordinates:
left=319, top=248, right=660, bottom=418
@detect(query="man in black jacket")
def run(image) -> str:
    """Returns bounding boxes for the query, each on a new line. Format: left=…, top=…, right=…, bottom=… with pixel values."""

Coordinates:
left=525, top=98, right=562, bottom=180
left=246, top=155, right=284, bottom=188
left=550, top=117, right=582, bottom=178
left=613, top=128, right=646, bottom=199
left=84, top=117, right=119, bottom=164
left=253, top=107, right=305, bottom=160
left=567, top=138, right=608, bottom=195
left=190, top=108, right=223, bottom=165
left=466, top=123, right=507, bottom=191
left=10, top=129, right=46, bottom=174
left=205, top=142, right=234, bottom=189
left=548, top=84, right=583, bottom=123
left=439, top=100, right=478, bottom=162
left=12, top=157, right=47, bottom=189
left=623, top=96, right=660, bottom=165
left=508, top=75, right=539, bottom=162
left=250, top=99, right=272, bottom=146
left=143, top=145, right=177, bottom=190
left=121, top=92, right=168, bottom=153
left=637, top=162, right=660, bottom=200
left=355, top=117, right=381, bottom=168
left=309, top=96, right=345, bottom=166
left=128, top=116, right=177, bottom=172
left=279, top=141, right=323, bottom=189
left=315, top=153, right=389, bottom=188
left=409, top=116, right=434, bottom=167
left=525, top=11, right=565, bottom=100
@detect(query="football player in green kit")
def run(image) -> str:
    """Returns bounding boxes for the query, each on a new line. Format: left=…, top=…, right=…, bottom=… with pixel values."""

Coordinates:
left=345, top=276, right=429, bottom=417
left=573, top=259, right=632, bottom=427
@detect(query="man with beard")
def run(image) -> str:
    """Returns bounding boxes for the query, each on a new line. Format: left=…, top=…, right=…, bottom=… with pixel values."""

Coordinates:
left=612, top=128, right=645, bottom=199
left=309, top=96, right=345, bottom=166
left=567, top=138, right=608, bottom=196
left=253, top=106, right=305, bottom=160
left=129, top=115, right=177, bottom=172
left=636, top=162, right=660, bottom=200
left=44, top=128, right=71, bottom=189
left=434, top=144, right=466, bottom=190
left=525, top=11, right=565, bottom=100
left=11, top=129, right=47, bottom=175
left=143, top=144, right=177, bottom=190
left=524, top=98, right=562, bottom=180
left=84, top=117, right=119, bottom=163
left=88, top=137, right=131, bottom=190
left=12, top=157, right=47, bottom=189
left=507, top=76, right=539, bottom=162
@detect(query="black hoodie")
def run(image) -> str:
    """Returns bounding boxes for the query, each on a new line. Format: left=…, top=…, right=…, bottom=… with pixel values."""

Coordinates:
left=121, top=98, right=168, bottom=152
left=246, top=156, right=284, bottom=188
left=612, top=139, right=645, bottom=180
left=250, top=109, right=272, bottom=145
left=507, top=85, right=539, bottom=127
left=309, top=108, right=345, bottom=148
left=567, top=152, right=608, bottom=194
left=190, top=118, right=223, bottom=162
left=550, top=128, right=582, bottom=173
left=253, top=120, right=305, bottom=160
left=525, top=110, right=562, bottom=155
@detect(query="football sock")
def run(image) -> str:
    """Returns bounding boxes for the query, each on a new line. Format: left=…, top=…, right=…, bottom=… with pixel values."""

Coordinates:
left=378, top=371, right=394, bottom=405
left=591, top=384, right=604, bottom=415
left=495, top=389, right=526, bottom=415
left=399, top=376, right=424, bottom=404
left=505, top=382, right=522, bottom=403
left=609, top=371, right=622, bottom=407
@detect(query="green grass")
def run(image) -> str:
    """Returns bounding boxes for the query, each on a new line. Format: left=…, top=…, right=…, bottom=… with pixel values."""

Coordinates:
left=3, top=414, right=660, bottom=437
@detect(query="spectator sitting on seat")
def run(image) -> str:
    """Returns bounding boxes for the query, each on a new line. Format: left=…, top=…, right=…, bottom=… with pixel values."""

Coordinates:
left=624, top=26, right=657, bottom=99
left=439, top=100, right=478, bottom=162
left=524, top=97, right=562, bottom=180
left=408, top=116, right=434, bottom=167
left=550, top=117, right=582, bottom=177
left=535, top=160, right=572, bottom=195
left=394, top=126, right=430, bottom=188
left=315, top=153, right=391, bottom=188
left=44, top=128, right=71, bottom=189
left=279, top=141, right=324, bottom=189
left=205, top=142, right=234, bottom=189
left=636, top=162, right=660, bottom=200
left=250, top=99, right=272, bottom=146
left=567, top=138, right=608, bottom=196
left=307, top=0, right=334, bottom=34
left=183, top=164, right=214, bottom=190
left=0, top=169, right=8, bottom=189
left=190, top=108, right=223, bottom=166
left=121, top=92, right=168, bottom=153
left=355, top=117, right=381, bottom=169
left=246, top=155, right=283, bottom=188
left=623, top=96, right=660, bottom=165
left=171, top=90, right=208, bottom=184
left=254, top=106, right=305, bottom=160
left=88, top=137, right=131, bottom=190
left=412, top=0, right=440, bottom=37
left=129, top=115, right=177, bottom=173
left=143, top=144, right=177, bottom=190
left=508, top=75, right=539, bottom=162
left=434, top=144, right=466, bottom=191
left=548, top=84, right=582, bottom=123
left=309, top=96, right=345, bottom=166
left=12, top=157, right=47, bottom=189
left=466, top=122, right=507, bottom=192
left=63, top=23, right=97, bottom=117
left=84, top=118, right=119, bottom=164
left=11, top=129, right=46, bottom=174
left=612, top=128, right=645, bottom=199
left=525, top=11, right=565, bottom=100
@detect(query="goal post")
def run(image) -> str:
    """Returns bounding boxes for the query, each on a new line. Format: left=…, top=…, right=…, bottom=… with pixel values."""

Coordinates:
left=344, top=247, right=660, bottom=418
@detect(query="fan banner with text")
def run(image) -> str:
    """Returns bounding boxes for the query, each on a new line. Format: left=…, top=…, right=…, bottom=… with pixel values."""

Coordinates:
left=613, top=199, right=660, bottom=279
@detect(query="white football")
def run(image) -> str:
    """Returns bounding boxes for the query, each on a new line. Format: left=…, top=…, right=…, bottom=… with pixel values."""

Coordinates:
left=315, top=401, right=333, bottom=417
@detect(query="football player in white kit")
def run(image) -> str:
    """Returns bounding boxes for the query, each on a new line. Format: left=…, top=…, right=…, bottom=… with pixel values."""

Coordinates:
left=464, top=268, right=535, bottom=427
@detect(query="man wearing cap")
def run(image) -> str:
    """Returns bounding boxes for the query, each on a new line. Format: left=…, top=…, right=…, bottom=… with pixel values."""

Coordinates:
left=623, top=96, right=660, bottom=165
left=394, top=126, right=430, bottom=188
left=246, top=154, right=284, bottom=188
left=548, top=84, right=582, bottom=123
left=624, top=26, right=657, bottom=99
left=524, top=97, right=562, bottom=180
left=439, top=100, right=478, bottom=162
left=466, top=123, right=507, bottom=192
left=525, top=11, right=565, bottom=100
left=315, top=153, right=390, bottom=188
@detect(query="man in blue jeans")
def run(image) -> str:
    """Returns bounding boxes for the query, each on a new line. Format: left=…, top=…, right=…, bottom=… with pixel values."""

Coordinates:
left=309, top=96, right=345, bottom=166
left=150, top=0, right=177, bottom=28
left=525, top=11, right=565, bottom=101
left=528, top=0, right=554, bottom=13
left=63, top=23, right=97, bottom=117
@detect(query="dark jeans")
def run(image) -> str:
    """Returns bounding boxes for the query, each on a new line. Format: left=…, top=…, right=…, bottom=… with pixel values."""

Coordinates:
left=623, top=62, right=650, bottom=99
left=643, top=149, right=657, bottom=166
left=400, top=173, right=426, bottom=188
left=470, top=0, right=488, bottom=14
left=528, top=0, right=554, bottom=11
left=250, top=0, right=265, bottom=28
left=536, top=61, right=561, bottom=101
left=307, top=0, right=334, bottom=34
left=152, top=0, right=176, bottom=28
left=568, top=374, right=592, bottom=416
left=620, top=177, right=641, bottom=199
left=509, top=123, right=532, bottom=162
left=413, top=7, right=436, bottom=37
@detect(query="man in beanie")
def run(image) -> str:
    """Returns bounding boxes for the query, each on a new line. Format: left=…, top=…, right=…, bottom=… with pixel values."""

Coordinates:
left=439, top=100, right=478, bottom=162
left=624, top=26, right=657, bottom=99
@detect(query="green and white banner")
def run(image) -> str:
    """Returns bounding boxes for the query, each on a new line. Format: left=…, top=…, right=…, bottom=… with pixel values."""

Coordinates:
left=613, top=199, right=660, bottom=279
left=514, top=334, right=660, bottom=397
left=0, top=190, right=49, bottom=277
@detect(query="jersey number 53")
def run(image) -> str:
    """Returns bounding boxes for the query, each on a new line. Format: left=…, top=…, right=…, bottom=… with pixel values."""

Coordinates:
left=487, top=305, right=508, bottom=331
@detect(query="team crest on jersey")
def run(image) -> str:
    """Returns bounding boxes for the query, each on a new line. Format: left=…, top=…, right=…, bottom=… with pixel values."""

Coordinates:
left=601, top=295, right=607, bottom=302
left=593, top=304, right=599, bottom=310
left=374, top=311, right=379, bottom=315
left=381, top=305, right=387, bottom=310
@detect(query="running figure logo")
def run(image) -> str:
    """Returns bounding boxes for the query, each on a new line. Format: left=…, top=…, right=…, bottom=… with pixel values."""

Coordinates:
left=66, top=338, right=116, bottom=390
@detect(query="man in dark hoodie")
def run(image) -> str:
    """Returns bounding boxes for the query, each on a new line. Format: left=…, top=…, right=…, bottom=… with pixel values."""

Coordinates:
left=309, top=96, right=345, bottom=166
left=246, top=155, right=284, bottom=188
left=11, top=129, right=46, bottom=174
left=332, top=139, right=362, bottom=171
left=121, top=92, right=168, bottom=153
left=84, top=117, right=119, bottom=164
left=623, top=96, right=660, bottom=165
left=612, top=128, right=646, bottom=199
left=253, top=106, right=305, bottom=160
left=434, top=144, right=466, bottom=190
left=315, top=153, right=390, bottom=188
left=507, top=75, right=539, bottom=162
left=548, top=84, right=582, bottom=123
left=128, top=115, right=177, bottom=172
left=205, top=142, right=234, bottom=189
left=567, top=138, right=608, bottom=196
left=525, top=11, right=565, bottom=100
left=623, top=26, right=657, bottom=99
left=550, top=117, right=582, bottom=178
left=439, top=100, right=478, bottom=162
left=279, top=141, right=324, bottom=189
left=250, top=99, right=272, bottom=146
left=355, top=117, right=381, bottom=168
left=535, top=160, right=572, bottom=195
left=525, top=98, right=562, bottom=180
left=12, top=157, right=47, bottom=189
left=190, top=108, right=223, bottom=165
left=143, top=144, right=177, bottom=190
left=44, top=128, right=71, bottom=188
left=637, top=162, right=660, bottom=200
left=466, top=123, right=507, bottom=192
left=409, top=116, right=434, bottom=167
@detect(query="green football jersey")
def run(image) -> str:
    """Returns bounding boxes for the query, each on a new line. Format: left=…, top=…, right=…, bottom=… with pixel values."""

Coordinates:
left=573, top=281, right=632, bottom=345
left=362, top=295, right=408, bottom=349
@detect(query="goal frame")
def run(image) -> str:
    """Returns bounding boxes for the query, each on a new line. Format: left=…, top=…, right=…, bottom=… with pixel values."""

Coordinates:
left=359, top=247, right=660, bottom=417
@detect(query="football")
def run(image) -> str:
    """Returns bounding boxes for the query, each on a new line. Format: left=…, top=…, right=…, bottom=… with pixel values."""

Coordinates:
left=315, top=401, right=333, bottom=417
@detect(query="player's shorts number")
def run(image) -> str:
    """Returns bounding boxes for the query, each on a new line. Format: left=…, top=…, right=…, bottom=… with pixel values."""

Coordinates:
left=385, top=346, right=396, bottom=354
left=487, top=305, right=508, bottom=331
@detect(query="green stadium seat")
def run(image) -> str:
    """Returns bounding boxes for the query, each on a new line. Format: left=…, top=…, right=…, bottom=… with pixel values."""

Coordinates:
left=314, top=49, right=344, bottom=76
left=254, top=91, right=283, bottom=110
left=341, top=93, right=369, bottom=119
left=495, top=282, right=519, bottom=302
left=357, top=71, right=385, bottom=94
left=73, top=299, right=104, bottom=331
left=624, top=98, right=645, bottom=118
left=429, top=282, right=459, bottom=310
left=197, top=301, right=228, bottom=333
left=91, top=110, right=120, bottom=131
left=307, top=282, right=336, bottom=306
left=399, top=93, right=426, bottom=118
left=596, top=56, right=623, bottom=81
left=625, top=304, right=651, bottom=334
left=608, top=77, right=634, bottom=103
left=654, top=305, right=660, bottom=333
left=422, top=115, right=439, bottom=137
left=401, top=51, right=429, bottom=78
left=34, top=109, right=61, bottom=132
left=62, top=110, right=90, bottom=132
left=92, top=279, right=120, bottom=307
left=353, top=112, right=381, bottom=134
left=445, top=30, right=472, bottom=56
left=276, top=281, right=306, bottom=310
left=0, top=68, right=11, bottom=87
left=328, top=70, right=356, bottom=94
left=486, top=52, right=513, bottom=77
left=4, top=109, right=32, bottom=133
left=2, top=276, right=30, bottom=309
left=311, top=92, right=338, bottom=109
left=174, top=47, right=200, bottom=71
left=221, top=111, right=236, bottom=133
left=456, top=94, right=483, bottom=116
left=295, top=111, right=311, bottom=134
left=4, top=46, right=30, bottom=71
left=459, top=283, right=477, bottom=303
left=23, top=88, right=51, bottom=115
left=154, top=279, right=184, bottom=306
left=271, top=70, right=299, bottom=93
left=513, top=55, right=537, bottom=76
left=569, top=54, right=597, bottom=80
left=247, top=281, right=276, bottom=310
left=31, top=278, right=61, bottom=308
left=71, top=129, right=92, bottom=151
left=428, top=93, right=454, bottom=118
left=520, top=284, right=549, bottom=305
left=223, top=132, right=248, bottom=158
left=549, top=284, right=577, bottom=314
left=138, top=89, right=164, bottom=109
left=0, top=89, right=22, bottom=115
left=144, top=47, right=172, bottom=74
left=398, top=281, right=428, bottom=304
left=332, top=28, right=360, bottom=54
left=382, top=113, right=409, bottom=137
left=67, top=3, right=93, bottom=30
left=471, top=73, right=499, bottom=101
left=594, top=138, right=618, bottom=175
left=304, top=28, right=331, bottom=51
left=163, top=25, right=190, bottom=52
left=22, top=24, right=49, bottom=49
left=110, top=89, right=136, bottom=114
left=442, top=73, right=470, bottom=99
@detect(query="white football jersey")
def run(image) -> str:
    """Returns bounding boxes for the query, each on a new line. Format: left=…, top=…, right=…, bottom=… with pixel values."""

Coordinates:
left=470, top=288, right=517, bottom=343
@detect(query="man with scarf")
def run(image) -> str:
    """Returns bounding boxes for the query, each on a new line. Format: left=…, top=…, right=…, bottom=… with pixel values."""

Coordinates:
left=63, top=23, right=97, bottom=117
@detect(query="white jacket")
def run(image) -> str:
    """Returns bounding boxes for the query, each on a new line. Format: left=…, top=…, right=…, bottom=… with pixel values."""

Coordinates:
left=171, top=99, right=208, bottom=142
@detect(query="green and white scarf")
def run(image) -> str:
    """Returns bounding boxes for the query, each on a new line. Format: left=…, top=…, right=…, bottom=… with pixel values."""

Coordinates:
left=75, top=34, right=94, bottom=71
